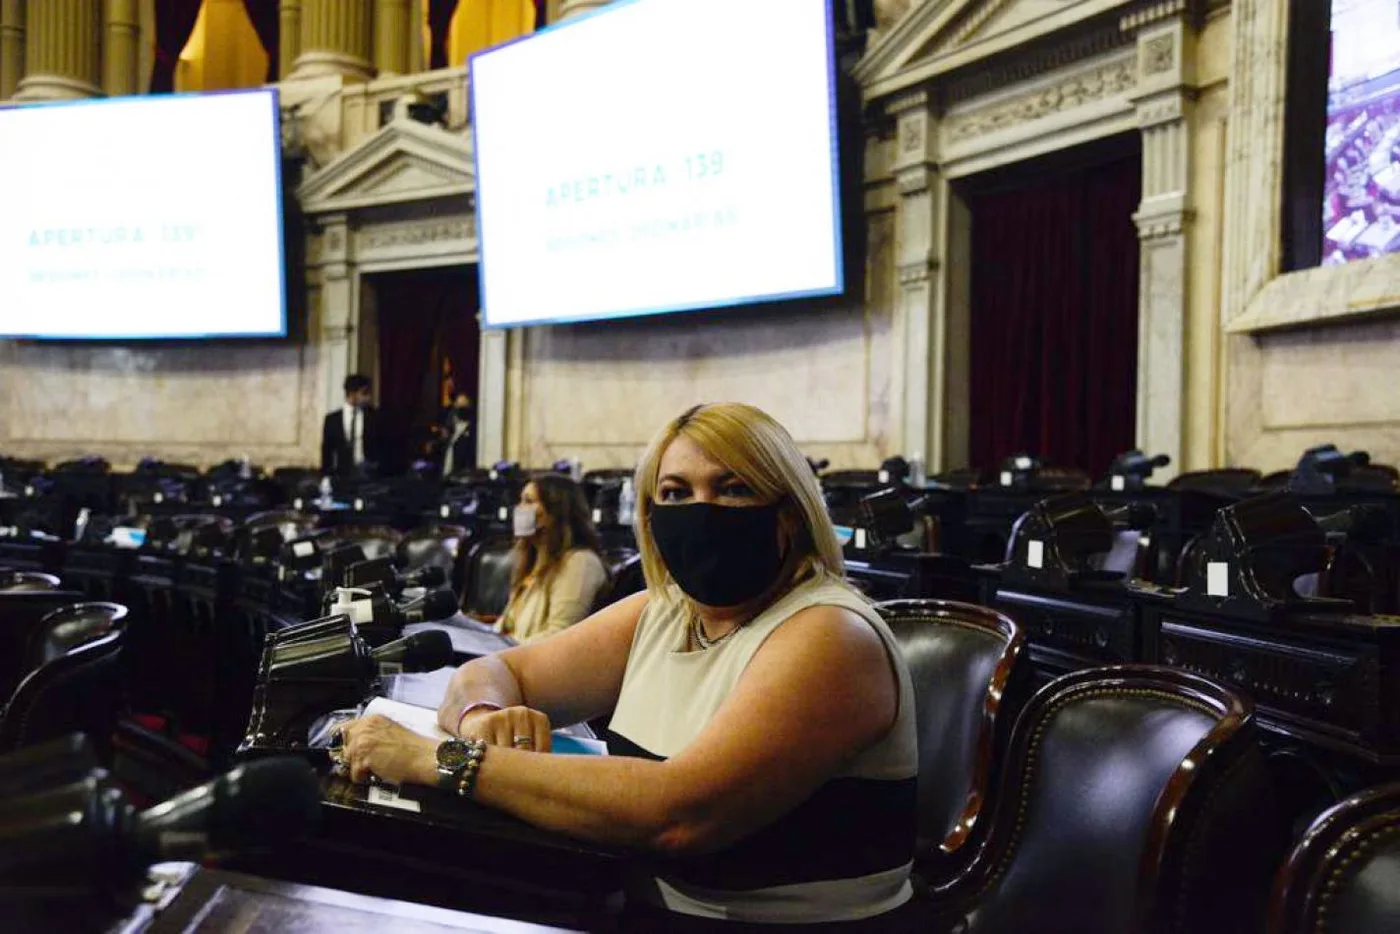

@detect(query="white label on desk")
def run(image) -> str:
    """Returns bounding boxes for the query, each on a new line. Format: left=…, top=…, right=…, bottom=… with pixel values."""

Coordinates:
left=999, top=471, right=1013, bottom=487
left=592, top=508, right=602, bottom=524
left=292, top=541, right=315, bottom=558
left=1110, top=475, right=1126, bottom=492
left=497, top=506, right=508, bottom=521
left=212, top=495, right=222, bottom=507
left=440, top=504, right=451, bottom=519
left=1027, top=540, right=1045, bottom=569
left=367, top=785, right=421, bottom=813
left=153, top=492, right=164, bottom=504
left=877, top=470, right=890, bottom=484
left=1207, top=562, right=1229, bottom=597
left=854, top=528, right=867, bottom=550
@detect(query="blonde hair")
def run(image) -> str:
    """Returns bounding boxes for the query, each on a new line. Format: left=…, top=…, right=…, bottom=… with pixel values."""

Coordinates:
left=633, top=403, right=848, bottom=608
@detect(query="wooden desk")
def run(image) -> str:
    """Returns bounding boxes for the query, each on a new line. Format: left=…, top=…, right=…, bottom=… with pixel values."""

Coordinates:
left=135, top=866, right=582, bottom=933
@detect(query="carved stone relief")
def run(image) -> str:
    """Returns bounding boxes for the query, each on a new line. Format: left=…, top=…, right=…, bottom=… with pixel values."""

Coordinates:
left=1143, top=34, right=1175, bottom=75
left=944, top=57, right=1137, bottom=143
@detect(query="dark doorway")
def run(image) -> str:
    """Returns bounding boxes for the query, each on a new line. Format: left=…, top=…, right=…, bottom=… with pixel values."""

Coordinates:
left=368, top=265, right=480, bottom=476
left=963, top=133, right=1142, bottom=477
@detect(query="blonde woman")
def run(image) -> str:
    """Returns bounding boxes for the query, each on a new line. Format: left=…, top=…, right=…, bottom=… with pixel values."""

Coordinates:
left=497, top=473, right=607, bottom=643
left=340, top=404, right=918, bottom=931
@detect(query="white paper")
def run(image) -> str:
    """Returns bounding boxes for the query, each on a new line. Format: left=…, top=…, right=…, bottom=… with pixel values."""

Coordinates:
left=1027, top=540, right=1045, bottom=569
left=366, top=784, right=422, bottom=813
left=362, top=696, right=608, bottom=755
left=1207, top=561, right=1229, bottom=597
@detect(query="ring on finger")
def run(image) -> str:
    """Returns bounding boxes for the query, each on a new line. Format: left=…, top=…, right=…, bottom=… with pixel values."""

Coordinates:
left=512, top=734, right=535, bottom=748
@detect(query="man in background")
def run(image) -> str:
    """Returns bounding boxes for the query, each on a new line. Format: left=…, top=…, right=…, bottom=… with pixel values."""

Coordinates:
left=438, top=391, right=477, bottom=477
left=321, top=374, right=380, bottom=478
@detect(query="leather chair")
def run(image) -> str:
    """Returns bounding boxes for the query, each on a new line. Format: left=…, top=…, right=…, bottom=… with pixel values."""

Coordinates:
left=0, top=570, right=61, bottom=593
left=1268, top=782, right=1400, bottom=934
left=929, top=666, right=1283, bottom=934
left=1168, top=468, right=1264, bottom=496
left=25, top=602, right=127, bottom=670
left=316, top=525, right=402, bottom=563
left=397, top=523, right=471, bottom=579
left=0, top=619, right=125, bottom=756
left=874, top=600, right=1032, bottom=890
left=462, top=535, right=517, bottom=620
left=595, top=548, right=644, bottom=612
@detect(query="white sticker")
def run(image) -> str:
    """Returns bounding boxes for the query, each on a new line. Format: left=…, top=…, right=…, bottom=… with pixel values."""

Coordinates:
left=1015, top=456, right=1032, bottom=470
left=23, top=485, right=34, bottom=497
left=292, top=541, right=315, bottom=558
left=212, top=495, right=222, bottom=507
left=497, top=506, right=508, bottom=521
left=294, top=497, right=304, bottom=510
left=1110, top=475, right=1126, bottom=492
left=440, top=504, right=451, bottom=519
left=489, top=469, right=499, bottom=481
left=854, top=528, right=867, bottom=550
left=153, top=492, right=164, bottom=504
left=592, top=508, right=602, bottom=524
left=1207, top=562, right=1229, bottom=597
left=877, top=470, right=890, bottom=484
left=366, top=785, right=421, bottom=813
left=999, top=471, right=1013, bottom=487
left=1027, top=540, right=1045, bottom=569
left=353, top=498, right=364, bottom=512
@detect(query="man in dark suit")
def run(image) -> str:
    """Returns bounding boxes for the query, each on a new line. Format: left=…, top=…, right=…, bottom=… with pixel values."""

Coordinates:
left=438, top=391, right=477, bottom=477
left=321, top=374, right=381, bottom=478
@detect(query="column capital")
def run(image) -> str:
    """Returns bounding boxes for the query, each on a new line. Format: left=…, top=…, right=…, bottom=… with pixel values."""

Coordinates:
left=15, top=0, right=102, bottom=101
left=557, top=0, right=610, bottom=21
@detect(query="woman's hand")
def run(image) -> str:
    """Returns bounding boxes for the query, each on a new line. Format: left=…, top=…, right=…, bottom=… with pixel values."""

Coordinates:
left=459, top=705, right=553, bottom=753
left=339, top=715, right=439, bottom=786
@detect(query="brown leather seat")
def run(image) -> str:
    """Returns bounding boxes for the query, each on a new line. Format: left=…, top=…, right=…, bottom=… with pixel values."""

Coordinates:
left=929, top=666, right=1284, bottom=934
left=1269, top=782, right=1400, bottom=934
left=874, top=600, right=1032, bottom=890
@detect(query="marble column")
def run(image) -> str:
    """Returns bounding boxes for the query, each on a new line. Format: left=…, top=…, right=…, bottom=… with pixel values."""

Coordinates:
left=101, top=0, right=139, bottom=97
left=1124, top=8, right=1198, bottom=478
left=291, top=0, right=374, bottom=81
left=279, top=0, right=302, bottom=79
left=889, top=90, right=948, bottom=469
left=15, top=0, right=101, bottom=100
left=317, top=215, right=358, bottom=416
left=0, top=0, right=24, bottom=100
left=373, top=0, right=410, bottom=75
left=557, top=0, right=610, bottom=21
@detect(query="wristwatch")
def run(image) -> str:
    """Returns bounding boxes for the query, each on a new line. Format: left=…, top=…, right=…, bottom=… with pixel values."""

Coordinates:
left=436, top=739, right=472, bottom=790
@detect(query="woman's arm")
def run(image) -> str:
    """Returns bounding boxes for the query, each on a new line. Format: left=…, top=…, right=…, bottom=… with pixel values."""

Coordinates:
left=523, top=550, right=609, bottom=643
left=357, top=603, right=897, bottom=855
left=436, top=589, right=648, bottom=737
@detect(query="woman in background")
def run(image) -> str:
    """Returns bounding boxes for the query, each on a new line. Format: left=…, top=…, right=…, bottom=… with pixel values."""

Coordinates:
left=498, top=473, right=608, bottom=643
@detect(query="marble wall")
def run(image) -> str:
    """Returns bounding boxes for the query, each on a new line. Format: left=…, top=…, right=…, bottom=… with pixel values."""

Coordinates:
left=509, top=211, right=899, bottom=469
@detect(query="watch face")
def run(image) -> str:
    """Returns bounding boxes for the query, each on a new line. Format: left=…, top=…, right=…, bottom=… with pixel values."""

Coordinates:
left=437, top=740, right=470, bottom=771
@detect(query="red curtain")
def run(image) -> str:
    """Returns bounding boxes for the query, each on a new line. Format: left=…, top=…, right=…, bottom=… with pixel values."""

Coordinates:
left=150, top=0, right=203, bottom=93
left=428, top=0, right=461, bottom=69
left=968, top=148, right=1142, bottom=477
left=242, top=0, right=281, bottom=81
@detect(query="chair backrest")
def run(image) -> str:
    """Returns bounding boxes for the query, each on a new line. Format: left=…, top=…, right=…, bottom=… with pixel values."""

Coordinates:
left=0, top=571, right=61, bottom=593
left=27, top=602, right=129, bottom=669
left=947, top=666, right=1282, bottom=934
left=397, top=524, right=470, bottom=575
left=1269, top=783, right=1400, bottom=934
left=595, top=548, right=644, bottom=611
left=1169, top=468, right=1264, bottom=495
left=0, top=625, right=125, bottom=755
left=316, top=525, right=403, bottom=562
left=463, top=535, right=517, bottom=619
left=874, top=600, right=1032, bottom=882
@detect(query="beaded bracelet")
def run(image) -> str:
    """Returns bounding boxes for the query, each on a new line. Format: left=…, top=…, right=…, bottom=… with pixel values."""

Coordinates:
left=456, top=700, right=502, bottom=737
left=455, top=739, right=488, bottom=798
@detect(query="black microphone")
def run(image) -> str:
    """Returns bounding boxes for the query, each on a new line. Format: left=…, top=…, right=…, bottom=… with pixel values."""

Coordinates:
left=1313, top=504, right=1390, bottom=543
left=400, top=565, right=447, bottom=591
left=1104, top=502, right=1157, bottom=530
left=128, top=758, right=320, bottom=864
left=371, top=629, right=454, bottom=675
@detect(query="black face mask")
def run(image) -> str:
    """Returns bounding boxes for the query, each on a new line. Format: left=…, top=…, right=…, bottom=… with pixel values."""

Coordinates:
left=649, top=502, right=785, bottom=607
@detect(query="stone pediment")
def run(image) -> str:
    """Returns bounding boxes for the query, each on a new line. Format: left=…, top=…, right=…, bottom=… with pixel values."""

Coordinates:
left=857, top=0, right=1136, bottom=99
left=298, top=117, right=475, bottom=216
